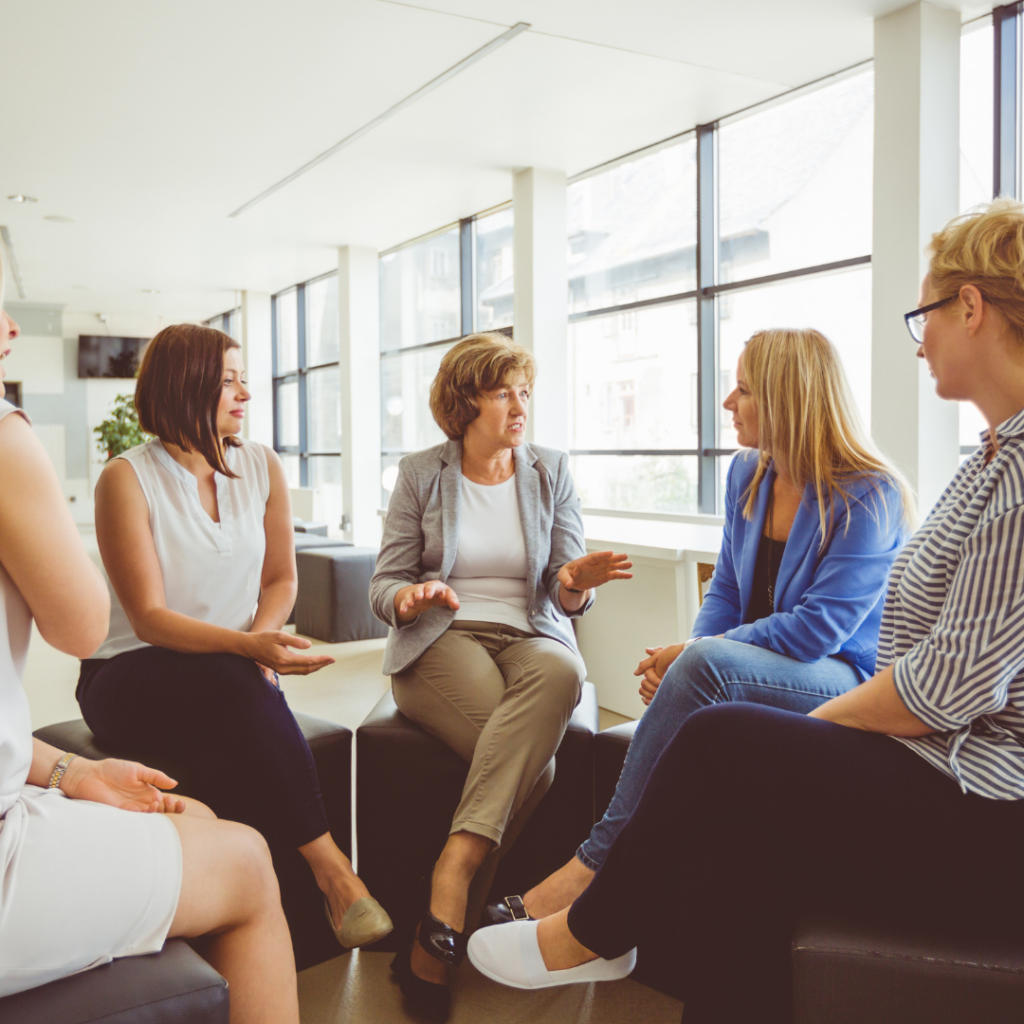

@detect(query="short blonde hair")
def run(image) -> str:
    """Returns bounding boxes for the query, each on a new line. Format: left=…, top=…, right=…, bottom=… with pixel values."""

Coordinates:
left=429, top=333, right=536, bottom=441
left=741, top=328, right=915, bottom=544
left=929, top=198, right=1024, bottom=344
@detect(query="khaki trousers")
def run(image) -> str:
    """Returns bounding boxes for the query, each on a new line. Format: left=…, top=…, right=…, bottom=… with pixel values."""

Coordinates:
left=392, top=620, right=584, bottom=848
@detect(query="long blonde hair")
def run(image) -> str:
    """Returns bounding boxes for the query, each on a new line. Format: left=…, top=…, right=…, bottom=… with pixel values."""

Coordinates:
left=740, top=328, right=915, bottom=546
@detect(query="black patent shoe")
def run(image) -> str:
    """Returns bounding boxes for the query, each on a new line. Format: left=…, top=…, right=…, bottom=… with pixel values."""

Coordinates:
left=390, top=911, right=467, bottom=1023
left=481, top=894, right=533, bottom=927
left=391, top=938, right=451, bottom=1023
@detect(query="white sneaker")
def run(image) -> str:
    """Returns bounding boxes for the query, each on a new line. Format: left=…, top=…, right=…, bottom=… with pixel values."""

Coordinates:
left=468, top=919, right=636, bottom=990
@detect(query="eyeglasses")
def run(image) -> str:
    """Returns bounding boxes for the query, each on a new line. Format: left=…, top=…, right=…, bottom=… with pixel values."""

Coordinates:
left=904, top=296, right=955, bottom=343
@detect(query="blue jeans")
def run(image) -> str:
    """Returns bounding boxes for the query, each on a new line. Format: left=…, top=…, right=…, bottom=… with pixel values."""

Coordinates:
left=576, top=638, right=861, bottom=870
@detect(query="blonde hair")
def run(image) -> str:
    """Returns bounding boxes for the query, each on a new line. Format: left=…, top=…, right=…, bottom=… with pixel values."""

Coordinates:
left=740, top=328, right=915, bottom=545
left=429, top=332, right=536, bottom=441
left=928, top=198, right=1024, bottom=344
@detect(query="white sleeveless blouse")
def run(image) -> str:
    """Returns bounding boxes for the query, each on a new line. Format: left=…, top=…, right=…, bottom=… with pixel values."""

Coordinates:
left=94, top=438, right=271, bottom=659
left=0, top=401, right=34, bottom=821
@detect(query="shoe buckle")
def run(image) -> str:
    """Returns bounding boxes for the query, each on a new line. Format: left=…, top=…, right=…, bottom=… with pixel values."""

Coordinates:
left=504, top=895, right=529, bottom=921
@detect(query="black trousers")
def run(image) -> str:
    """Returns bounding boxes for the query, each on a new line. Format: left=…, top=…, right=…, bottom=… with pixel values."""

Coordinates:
left=567, top=702, right=1024, bottom=1024
left=78, top=647, right=330, bottom=850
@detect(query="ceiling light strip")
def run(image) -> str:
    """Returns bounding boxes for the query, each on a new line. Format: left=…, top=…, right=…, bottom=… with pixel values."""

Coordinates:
left=229, top=21, right=530, bottom=218
left=0, top=226, right=26, bottom=299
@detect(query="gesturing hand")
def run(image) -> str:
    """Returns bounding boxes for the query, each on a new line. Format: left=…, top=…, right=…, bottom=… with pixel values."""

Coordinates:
left=558, top=551, right=633, bottom=594
left=61, top=756, right=186, bottom=814
left=394, top=581, right=460, bottom=624
left=243, top=630, right=336, bottom=676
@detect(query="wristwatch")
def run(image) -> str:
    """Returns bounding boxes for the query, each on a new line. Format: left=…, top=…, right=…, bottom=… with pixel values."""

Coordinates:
left=48, top=751, right=78, bottom=790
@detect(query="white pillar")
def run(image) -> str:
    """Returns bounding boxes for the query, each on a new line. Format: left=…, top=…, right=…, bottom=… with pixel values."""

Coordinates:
left=338, top=246, right=382, bottom=546
left=513, top=168, right=569, bottom=450
left=872, top=2, right=960, bottom=515
left=240, top=290, right=273, bottom=446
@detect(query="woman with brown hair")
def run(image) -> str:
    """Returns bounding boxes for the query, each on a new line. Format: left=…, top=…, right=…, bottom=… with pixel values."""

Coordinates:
left=78, top=324, right=392, bottom=950
left=369, top=331, right=631, bottom=1020
left=491, top=327, right=914, bottom=925
left=0, top=262, right=298, bottom=1018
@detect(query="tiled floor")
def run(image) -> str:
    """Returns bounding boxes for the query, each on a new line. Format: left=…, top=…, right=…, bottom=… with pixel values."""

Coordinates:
left=23, top=610, right=676, bottom=1024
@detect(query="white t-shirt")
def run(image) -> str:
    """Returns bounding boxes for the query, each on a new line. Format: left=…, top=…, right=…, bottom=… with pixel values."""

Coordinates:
left=448, top=474, right=536, bottom=634
left=93, top=438, right=270, bottom=659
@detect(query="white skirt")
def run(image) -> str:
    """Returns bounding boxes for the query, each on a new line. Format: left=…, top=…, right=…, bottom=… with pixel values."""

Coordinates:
left=0, top=785, right=182, bottom=998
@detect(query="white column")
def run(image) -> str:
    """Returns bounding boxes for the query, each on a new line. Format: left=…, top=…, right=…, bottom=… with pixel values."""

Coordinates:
left=240, top=290, right=273, bottom=446
left=338, top=245, right=382, bottom=546
left=512, top=168, right=569, bottom=450
left=872, top=2, right=961, bottom=515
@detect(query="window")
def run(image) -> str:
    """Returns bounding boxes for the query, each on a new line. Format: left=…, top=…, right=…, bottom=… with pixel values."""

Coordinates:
left=271, top=272, right=342, bottom=527
left=379, top=206, right=514, bottom=504
left=567, top=68, right=873, bottom=516
left=204, top=307, right=240, bottom=339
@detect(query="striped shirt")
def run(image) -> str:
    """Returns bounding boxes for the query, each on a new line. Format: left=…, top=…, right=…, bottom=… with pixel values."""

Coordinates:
left=882, top=407, right=1024, bottom=800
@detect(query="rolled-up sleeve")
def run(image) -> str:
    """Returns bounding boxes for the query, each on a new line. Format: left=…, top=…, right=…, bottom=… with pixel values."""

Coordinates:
left=892, top=504, right=1024, bottom=731
left=544, top=453, right=593, bottom=617
left=369, top=459, right=425, bottom=629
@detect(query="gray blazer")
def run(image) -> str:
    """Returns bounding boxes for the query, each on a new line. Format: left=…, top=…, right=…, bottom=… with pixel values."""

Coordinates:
left=370, top=440, right=593, bottom=676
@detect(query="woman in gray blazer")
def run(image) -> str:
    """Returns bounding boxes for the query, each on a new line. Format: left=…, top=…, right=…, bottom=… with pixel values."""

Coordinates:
left=370, top=332, right=630, bottom=1021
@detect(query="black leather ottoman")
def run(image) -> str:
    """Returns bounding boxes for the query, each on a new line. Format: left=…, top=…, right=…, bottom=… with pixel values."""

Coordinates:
left=355, top=682, right=599, bottom=951
left=295, top=546, right=388, bottom=643
left=33, top=714, right=352, bottom=972
left=792, top=912, right=1024, bottom=1024
left=0, top=939, right=227, bottom=1024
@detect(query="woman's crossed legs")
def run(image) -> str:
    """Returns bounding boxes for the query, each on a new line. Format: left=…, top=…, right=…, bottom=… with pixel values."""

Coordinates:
left=524, top=638, right=860, bottom=918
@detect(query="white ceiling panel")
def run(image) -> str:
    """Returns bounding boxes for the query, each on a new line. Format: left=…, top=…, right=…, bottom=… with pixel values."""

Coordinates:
left=0, top=0, right=995, bottom=321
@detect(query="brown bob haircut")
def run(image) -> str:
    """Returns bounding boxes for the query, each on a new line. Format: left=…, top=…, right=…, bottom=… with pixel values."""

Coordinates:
left=429, top=332, right=537, bottom=441
left=135, top=323, right=242, bottom=477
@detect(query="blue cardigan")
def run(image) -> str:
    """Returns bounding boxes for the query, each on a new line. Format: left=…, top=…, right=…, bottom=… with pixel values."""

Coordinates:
left=692, top=451, right=908, bottom=680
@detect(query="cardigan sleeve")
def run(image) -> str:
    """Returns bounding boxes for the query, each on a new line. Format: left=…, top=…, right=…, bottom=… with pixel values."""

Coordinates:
left=722, top=479, right=904, bottom=663
left=689, top=454, right=744, bottom=638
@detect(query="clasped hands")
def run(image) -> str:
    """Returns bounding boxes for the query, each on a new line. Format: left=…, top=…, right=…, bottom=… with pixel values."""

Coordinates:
left=635, top=635, right=725, bottom=704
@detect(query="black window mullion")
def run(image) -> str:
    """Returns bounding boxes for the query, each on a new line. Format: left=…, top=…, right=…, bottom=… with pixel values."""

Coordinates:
left=696, top=122, right=718, bottom=515
left=460, top=217, right=474, bottom=335
left=994, top=3, right=1022, bottom=198
left=271, top=295, right=279, bottom=451
left=296, top=283, right=308, bottom=487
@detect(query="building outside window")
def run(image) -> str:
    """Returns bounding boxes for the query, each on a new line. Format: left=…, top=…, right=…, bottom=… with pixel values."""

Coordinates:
left=379, top=205, right=514, bottom=504
left=568, top=66, right=874, bottom=516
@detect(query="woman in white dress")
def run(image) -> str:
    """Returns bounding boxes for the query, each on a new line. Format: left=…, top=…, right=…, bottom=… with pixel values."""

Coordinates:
left=0, top=263, right=300, bottom=1021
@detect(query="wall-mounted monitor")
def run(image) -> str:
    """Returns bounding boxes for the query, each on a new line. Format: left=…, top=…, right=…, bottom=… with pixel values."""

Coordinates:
left=78, top=335, right=149, bottom=379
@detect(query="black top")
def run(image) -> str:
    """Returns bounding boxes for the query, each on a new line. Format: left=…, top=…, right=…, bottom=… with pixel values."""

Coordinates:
left=745, top=534, right=787, bottom=624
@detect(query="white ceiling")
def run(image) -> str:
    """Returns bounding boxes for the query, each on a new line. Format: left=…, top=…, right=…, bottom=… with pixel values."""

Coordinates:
left=0, top=0, right=994, bottom=324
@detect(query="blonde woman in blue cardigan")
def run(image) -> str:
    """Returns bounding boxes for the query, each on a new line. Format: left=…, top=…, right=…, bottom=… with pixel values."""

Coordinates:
left=489, top=327, right=915, bottom=924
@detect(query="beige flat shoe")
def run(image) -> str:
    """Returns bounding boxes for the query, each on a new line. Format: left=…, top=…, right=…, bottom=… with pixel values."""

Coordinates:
left=325, top=895, right=394, bottom=949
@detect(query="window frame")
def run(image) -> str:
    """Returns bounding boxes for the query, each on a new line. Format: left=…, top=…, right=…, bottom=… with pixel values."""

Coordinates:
left=566, top=69, right=875, bottom=516
left=378, top=203, right=514, bottom=463
left=271, top=270, right=341, bottom=494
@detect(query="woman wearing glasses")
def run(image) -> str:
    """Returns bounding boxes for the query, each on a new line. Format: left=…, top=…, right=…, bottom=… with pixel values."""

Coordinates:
left=470, top=199, right=1024, bottom=1023
left=489, top=326, right=913, bottom=925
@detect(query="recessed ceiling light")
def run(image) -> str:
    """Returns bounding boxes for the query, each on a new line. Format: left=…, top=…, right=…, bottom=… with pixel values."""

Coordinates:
left=7, top=195, right=38, bottom=204
left=142, top=289, right=160, bottom=294
left=44, top=214, right=74, bottom=223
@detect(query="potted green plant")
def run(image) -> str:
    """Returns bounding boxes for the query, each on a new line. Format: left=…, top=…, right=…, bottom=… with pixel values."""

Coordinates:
left=94, top=394, right=151, bottom=460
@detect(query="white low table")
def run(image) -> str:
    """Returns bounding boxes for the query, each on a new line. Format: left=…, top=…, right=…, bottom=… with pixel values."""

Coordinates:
left=575, top=515, right=723, bottom=719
